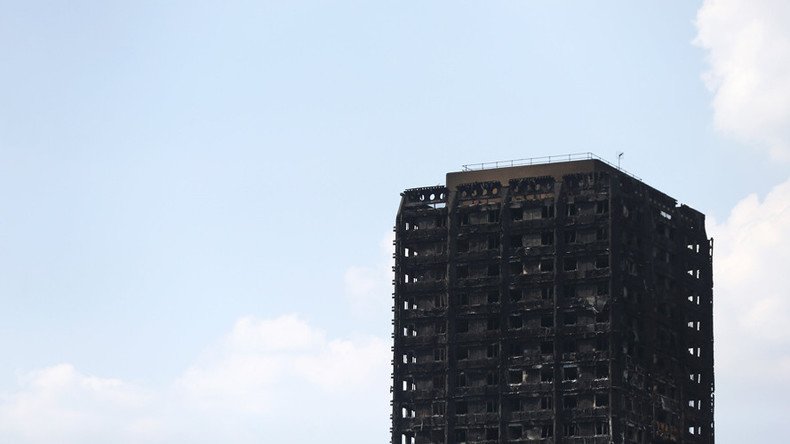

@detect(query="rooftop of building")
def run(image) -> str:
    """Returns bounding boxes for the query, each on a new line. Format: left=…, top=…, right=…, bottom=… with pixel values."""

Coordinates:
left=447, top=152, right=640, bottom=190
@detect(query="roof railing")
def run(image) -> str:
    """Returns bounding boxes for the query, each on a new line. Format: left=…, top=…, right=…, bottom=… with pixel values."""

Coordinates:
left=461, top=152, right=641, bottom=180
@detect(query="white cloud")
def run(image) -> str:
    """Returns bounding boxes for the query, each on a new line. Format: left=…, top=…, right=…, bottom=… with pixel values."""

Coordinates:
left=0, top=315, right=391, bottom=444
left=0, top=364, right=157, bottom=444
left=708, top=177, right=790, bottom=439
left=343, top=232, right=394, bottom=317
left=695, top=0, right=790, bottom=159
left=710, top=178, right=790, bottom=348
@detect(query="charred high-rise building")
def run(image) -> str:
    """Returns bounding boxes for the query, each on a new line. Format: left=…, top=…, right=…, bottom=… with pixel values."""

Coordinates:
left=391, top=155, right=714, bottom=444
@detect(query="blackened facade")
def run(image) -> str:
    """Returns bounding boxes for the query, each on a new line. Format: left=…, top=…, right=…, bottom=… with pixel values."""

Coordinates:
left=391, top=158, right=714, bottom=444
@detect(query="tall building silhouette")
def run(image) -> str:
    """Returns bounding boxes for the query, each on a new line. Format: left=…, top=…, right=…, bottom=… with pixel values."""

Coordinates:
left=391, top=154, right=714, bottom=444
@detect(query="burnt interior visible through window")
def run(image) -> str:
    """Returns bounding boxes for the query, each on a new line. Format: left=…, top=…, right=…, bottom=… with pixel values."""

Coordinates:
left=510, top=287, right=522, bottom=302
left=487, top=290, right=499, bottom=303
left=487, top=264, right=500, bottom=276
left=508, top=425, right=523, bottom=439
left=487, top=317, right=500, bottom=330
left=487, top=236, right=500, bottom=250
left=484, top=209, right=498, bottom=223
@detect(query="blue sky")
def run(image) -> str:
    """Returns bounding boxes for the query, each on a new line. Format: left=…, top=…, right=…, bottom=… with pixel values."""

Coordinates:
left=1, top=1, right=789, bottom=442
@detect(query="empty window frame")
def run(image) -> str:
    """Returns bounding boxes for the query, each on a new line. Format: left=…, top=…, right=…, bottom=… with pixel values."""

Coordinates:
left=487, top=264, right=500, bottom=276
left=563, top=366, right=578, bottom=381
left=455, top=429, right=467, bottom=442
left=487, top=290, right=500, bottom=303
left=487, top=317, right=500, bottom=330
left=595, top=256, right=610, bottom=269
left=488, top=211, right=500, bottom=223
left=509, top=287, right=523, bottom=302
left=595, top=421, right=610, bottom=436
left=487, top=236, right=500, bottom=250
left=456, top=372, right=467, bottom=387
left=539, top=259, right=554, bottom=272
left=508, top=369, right=525, bottom=385
left=510, top=234, right=524, bottom=248
left=508, top=425, right=523, bottom=439
left=509, top=314, right=523, bottom=329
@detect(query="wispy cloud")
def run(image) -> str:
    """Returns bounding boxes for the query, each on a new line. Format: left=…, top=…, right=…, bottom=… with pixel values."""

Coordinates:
left=695, top=0, right=790, bottom=160
left=343, top=232, right=394, bottom=320
left=0, top=315, right=390, bottom=444
left=708, top=177, right=790, bottom=439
